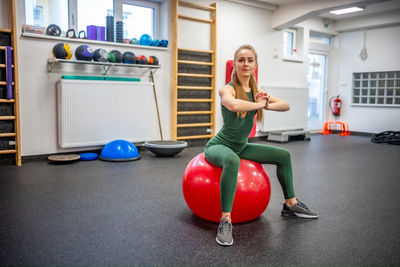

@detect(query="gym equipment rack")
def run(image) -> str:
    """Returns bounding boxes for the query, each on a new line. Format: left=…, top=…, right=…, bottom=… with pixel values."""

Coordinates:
left=171, top=0, right=217, bottom=146
left=0, top=0, right=21, bottom=165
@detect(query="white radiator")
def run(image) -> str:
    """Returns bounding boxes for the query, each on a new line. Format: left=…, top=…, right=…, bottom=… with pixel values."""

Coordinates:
left=260, top=86, right=309, bottom=132
left=57, top=79, right=157, bottom=148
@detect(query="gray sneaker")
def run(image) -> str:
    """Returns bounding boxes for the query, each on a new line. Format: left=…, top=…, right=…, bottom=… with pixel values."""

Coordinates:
left=281, top=200, right=319, bottom=219
left=216, top=218, right=233, bottom=246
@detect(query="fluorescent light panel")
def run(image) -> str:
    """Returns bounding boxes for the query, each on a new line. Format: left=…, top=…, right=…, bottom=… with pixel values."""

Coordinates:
left=330, top=7, right=364, bottom=15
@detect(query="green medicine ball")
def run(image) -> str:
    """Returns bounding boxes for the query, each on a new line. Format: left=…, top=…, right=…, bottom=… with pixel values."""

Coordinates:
left=108, top=50, right=122, bottom=63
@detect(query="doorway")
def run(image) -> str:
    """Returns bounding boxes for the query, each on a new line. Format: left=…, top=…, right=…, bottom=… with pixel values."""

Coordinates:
left=307, top=53, right=327, bottom=130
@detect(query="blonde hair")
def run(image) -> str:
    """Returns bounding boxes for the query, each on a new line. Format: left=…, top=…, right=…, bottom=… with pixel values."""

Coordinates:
left=231, top=44, right=263, bottom=122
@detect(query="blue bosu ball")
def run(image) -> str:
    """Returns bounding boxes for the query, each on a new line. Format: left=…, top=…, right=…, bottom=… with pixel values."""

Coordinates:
left=100, top=140, right=140, bottom=161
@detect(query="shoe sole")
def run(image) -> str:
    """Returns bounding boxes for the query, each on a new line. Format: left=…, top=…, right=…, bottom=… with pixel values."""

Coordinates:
left=282, top=210, right=319, bottom=219
left=216, top=237, right=233, bottom=246
left=293, top=212, right=319, bottom=219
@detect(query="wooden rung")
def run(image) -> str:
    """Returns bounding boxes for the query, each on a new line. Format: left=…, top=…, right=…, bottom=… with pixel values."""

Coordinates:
left=178, top=86, right=213, bottom=90
left=178, top=14, right=213, bottom=24
left=177, top=122, right=212, bottom=128
left=0, top=99, right=15, bottom=103
left=0, top=149, right=16, bottom=155
left=0, top=64, right=14, bottom=68
left=177, top=111, right=212, bottom=115
left=0, top=28, right=12, bottom=33
left=178, top=47, right=214, bottom=54
left=0, top=133, right=16, bottom=137
left=178, top=98, right=213, bottom=102
left=0, top=81, right=15, bottom=85
left=178, top=73, right=213, bottom=78
left=178, top=0, right=216, bottom=11
left=178, top=60, right=213, bottom=66
left=177, top=134, right=214, bottom=140
left=0, top=116, right=16, bottom=120
left=0, top=46, right=13, bottom=50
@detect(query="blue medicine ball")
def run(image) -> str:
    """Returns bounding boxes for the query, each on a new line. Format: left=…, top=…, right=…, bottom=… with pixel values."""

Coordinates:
left=122, top=51, right=136, bottom=64
left=130, top=38, right=139, bottom=44
left=139, top=34, right=152, bottom=46
left=160, top=40, right=168, bottom=47
left=151, top=39, right=161, bottom=46
left=75, top=45, right=94, bottom=61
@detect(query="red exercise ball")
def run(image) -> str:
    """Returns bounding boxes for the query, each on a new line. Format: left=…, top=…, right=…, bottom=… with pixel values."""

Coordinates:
left=182, top=153, right=271, bottom=223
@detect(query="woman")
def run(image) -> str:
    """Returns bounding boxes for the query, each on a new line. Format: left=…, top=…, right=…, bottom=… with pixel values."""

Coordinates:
left=204, top=44, right=318, bottom=246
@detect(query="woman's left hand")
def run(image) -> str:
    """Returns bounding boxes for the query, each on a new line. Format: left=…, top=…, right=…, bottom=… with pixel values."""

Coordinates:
left=255, top=90, right=270, bottom=108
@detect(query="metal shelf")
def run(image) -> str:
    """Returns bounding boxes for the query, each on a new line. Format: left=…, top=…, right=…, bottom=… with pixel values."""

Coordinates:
left=47, top=58, right=160, bottom=75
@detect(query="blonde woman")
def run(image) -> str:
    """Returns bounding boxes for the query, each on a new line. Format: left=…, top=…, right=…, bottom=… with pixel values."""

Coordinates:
left=204, top=44, right=318, bottom=246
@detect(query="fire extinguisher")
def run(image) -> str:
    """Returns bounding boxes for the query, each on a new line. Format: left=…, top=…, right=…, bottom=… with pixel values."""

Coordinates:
left=329, top=95, right=342, bottom=116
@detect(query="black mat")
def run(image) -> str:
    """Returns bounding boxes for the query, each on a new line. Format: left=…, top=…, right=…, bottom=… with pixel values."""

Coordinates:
left=0, top=135, right=399, bottom=266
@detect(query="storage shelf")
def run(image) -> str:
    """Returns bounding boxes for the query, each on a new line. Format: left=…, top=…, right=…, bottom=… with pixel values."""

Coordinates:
left=47, top=58, right=160, bottom=75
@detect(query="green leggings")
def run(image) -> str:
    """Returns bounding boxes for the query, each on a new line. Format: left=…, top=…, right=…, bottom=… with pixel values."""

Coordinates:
left=204, top=143, right=295, bottom=212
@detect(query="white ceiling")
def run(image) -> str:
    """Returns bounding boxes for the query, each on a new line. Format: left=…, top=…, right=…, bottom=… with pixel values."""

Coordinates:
left=251, top=0, right=400, bottom=20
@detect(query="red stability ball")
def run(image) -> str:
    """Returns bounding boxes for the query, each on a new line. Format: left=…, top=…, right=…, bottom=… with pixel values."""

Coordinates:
left=182, top=153, right=271, bottom=223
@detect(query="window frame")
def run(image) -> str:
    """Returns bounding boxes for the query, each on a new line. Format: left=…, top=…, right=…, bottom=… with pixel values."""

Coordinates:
left=26, top=0, right=161, bottom=40
left=352, top=71, right=400, bottom=107
left=115, top=0, right=160, bottom=40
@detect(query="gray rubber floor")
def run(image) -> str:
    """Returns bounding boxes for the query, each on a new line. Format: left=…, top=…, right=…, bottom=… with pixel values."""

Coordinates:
left=1, top=135, right=400, bottom=266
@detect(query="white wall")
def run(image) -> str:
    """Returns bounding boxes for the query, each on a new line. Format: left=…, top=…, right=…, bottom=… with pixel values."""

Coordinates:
left=5, top=0, right=400, bottom=156
left=328, top=25, right=400, bottom=133
left=13, top=1, right=171, bottom=156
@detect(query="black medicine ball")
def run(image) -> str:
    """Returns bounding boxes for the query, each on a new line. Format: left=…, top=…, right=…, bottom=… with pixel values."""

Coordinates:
left=75, top=45, right=94, bottom=61
left=52, top=42, right=72, bottom=59
left=93, top=49, right=109, bottom=62
left=108, top=50, right=122, bottom=63
left=122, top=51, right=136, bottom=64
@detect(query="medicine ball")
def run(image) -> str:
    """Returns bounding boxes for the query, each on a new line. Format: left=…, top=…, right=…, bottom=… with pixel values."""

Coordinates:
left=136, top=55, right=148, bottom=64
left=108, top=50, right=122, bottom=63
left=147, top=56, right=159, bottom=65
left=93, top=49, right=109, bottom=62
left=130, top=38, right=139, bottom=44
left=122, top=51, right=136, bottom=64
left=46, top=24, right=61, bottom=36
left=52, top=42, right=72, bottom=59
left=139, top=34, right=152, bottom=46
left=151, top=39, right=161, bottom=46
left=75, top=45, right=94, bottom=61
left=160, top=40, right=168, bottom=47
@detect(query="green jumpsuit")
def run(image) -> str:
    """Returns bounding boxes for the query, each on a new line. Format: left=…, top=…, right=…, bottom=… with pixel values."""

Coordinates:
left=204, top=88, right=295, bottom=212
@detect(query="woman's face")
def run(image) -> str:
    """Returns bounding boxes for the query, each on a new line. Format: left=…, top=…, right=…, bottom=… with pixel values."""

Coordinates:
left=235, top=49, right=257, bottom=78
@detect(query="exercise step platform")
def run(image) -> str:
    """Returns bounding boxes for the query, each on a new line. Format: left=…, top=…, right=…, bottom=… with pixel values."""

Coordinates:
left=267, top=130, right=310, bottom=143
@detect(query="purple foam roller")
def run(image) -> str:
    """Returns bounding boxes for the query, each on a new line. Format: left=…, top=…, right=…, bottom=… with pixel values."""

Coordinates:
left=6, top=46, right=13, bottom=99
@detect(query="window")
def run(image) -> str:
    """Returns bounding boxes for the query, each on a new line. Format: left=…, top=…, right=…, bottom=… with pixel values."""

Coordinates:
left=283, top=29, right=296, bottom=57
left=33, top=5, right=43, bottom=26
left=24, top=0, right=162, bottom=40
left=282, top=27, right=304, bottom=62
left=122, top=3, right=155, bottom=40
left=25, top=0, right=68, bottom=29
left=352, top=71, right=400, bottom=106
left=77, top=0, right=113, bottom=33
left=310, top=34, right=331, bottom=45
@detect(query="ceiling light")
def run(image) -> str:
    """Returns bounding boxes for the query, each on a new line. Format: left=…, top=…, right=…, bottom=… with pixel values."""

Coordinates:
left=329, top=7, right=364, bottom=15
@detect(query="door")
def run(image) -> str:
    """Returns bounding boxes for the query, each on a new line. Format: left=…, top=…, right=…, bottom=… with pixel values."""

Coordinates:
left=307, top=53, right=327, bottom=130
